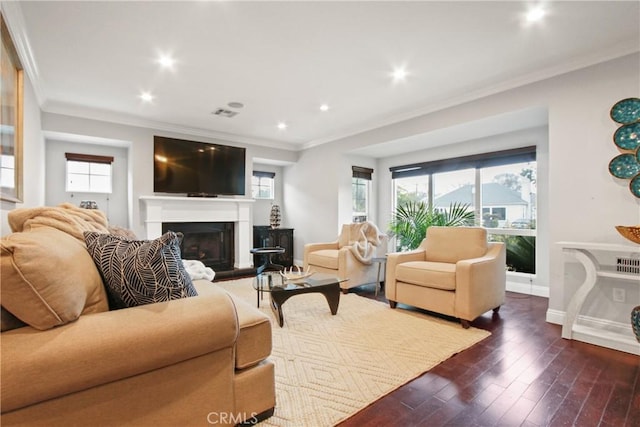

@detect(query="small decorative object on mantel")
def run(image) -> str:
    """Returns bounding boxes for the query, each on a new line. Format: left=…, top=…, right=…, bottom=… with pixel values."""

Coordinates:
left=269, top=204, right=281, bottom=229
left=79, top=200, right=98, bottom=209
left=615, top=225, right=640, bottom=245
left=608, top=98, right=640, bottom=199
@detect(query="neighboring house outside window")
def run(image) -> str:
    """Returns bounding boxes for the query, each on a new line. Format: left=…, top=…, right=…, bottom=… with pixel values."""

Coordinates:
left=65, top=152, right=113, bottom=193
left=252, top=171, right=275, bottom=199
left=352, top=166, right=373, bottom=223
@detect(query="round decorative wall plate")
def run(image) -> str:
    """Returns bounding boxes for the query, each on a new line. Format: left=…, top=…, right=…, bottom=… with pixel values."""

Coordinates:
left=613, top=122, right=640, bottom=151
left=608, top=153, right=640, bottom=179
left=630, top=174, right=640, bottom=198
left=610, top=98, right=640, bottom=124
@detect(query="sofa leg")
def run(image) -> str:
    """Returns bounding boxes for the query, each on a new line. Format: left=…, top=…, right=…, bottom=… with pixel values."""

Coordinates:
left=493, top=306, right=501, bottom=313
left=389, top=300, right=397, bottom=309
left=341, top=288, right=349, bottom=294
left=460, top=319, right=471, bottom=329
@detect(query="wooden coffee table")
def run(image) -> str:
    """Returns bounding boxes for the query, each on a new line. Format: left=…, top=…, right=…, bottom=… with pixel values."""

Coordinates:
left=253, top=272, right=346, bottom=327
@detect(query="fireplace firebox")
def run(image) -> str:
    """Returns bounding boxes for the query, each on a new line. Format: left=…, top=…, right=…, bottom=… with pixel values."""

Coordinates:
left=162, top=222, right=234, bottom=271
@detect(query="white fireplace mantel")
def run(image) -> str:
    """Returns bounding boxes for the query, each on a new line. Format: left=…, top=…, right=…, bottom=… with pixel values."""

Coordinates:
left=139, top=195, right=255, bottom=269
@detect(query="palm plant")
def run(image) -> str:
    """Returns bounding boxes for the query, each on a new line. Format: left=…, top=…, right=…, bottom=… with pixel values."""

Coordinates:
left=388, top=201, right=475, bottom=250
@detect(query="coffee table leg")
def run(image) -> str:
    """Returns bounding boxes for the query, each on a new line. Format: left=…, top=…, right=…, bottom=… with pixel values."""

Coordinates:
left=270, top=293, right=285, bottom=327
left=323, top=285, right=341, bottom=315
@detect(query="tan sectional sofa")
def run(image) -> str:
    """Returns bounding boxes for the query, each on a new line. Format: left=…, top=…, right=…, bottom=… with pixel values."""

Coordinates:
left=1, top=221, right=275, bottom=426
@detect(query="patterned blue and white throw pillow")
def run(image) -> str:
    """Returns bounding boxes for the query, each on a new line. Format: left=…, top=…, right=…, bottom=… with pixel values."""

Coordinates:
left=84, top=231, right=197, bottom=309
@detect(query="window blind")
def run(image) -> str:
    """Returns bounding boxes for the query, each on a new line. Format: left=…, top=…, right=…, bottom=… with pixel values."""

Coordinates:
left=352, top=166, right=374, bottom=180
left=253, top=171, right=276, bottom=179
left=389, top=146, right=536, bottom=179
left=65, top=152, right=114, bottom=164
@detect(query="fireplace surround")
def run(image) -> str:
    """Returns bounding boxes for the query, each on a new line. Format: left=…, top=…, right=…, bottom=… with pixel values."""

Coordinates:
left=139, top=196, right=254, bottom=270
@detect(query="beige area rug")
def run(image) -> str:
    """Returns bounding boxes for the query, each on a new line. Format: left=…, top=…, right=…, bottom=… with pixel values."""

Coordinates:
left=216, top=278, right=490, bottom=427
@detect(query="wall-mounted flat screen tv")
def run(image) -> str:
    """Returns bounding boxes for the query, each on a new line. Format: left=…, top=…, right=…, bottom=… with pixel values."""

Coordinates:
left=153, top=136, right=246, bottom=196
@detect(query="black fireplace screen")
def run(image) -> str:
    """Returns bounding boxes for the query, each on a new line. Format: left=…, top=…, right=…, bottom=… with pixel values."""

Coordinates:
left=162, top=222, right=234, bottom=271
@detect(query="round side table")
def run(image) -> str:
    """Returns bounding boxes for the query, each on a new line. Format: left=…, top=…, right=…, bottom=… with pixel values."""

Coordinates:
left=250, top=246, right=286, bottom=275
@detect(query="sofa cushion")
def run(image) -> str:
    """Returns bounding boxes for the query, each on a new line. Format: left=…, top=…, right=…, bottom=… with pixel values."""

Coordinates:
left=229, top=294, right=272, bottom=369
left=395, top=261, right=457, bottom=291
left=307, top=249, right=339, bottom=270
left=0, top=226, right=109, bottom=330
left=84, top=231, right=197, bottom=309
left=194, top=280, right=272, bottom=370
left=424, top=226, right=487, bottom=264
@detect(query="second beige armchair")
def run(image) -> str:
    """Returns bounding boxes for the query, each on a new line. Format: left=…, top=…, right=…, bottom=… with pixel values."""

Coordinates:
left=385, top=226, right=506, bottom=328
left=304, top=222, right=387, bottom=293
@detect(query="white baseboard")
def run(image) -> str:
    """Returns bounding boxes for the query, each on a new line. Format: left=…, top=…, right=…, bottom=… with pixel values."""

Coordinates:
left=545, top=309, right=639, bottom=355
left=506, top=280, right=549, bottom=297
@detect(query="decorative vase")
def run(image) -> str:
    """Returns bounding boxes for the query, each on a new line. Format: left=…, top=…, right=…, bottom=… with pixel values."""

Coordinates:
left=632, top=306, right=640, bottom=343
left=269, top=205, right=281, bottom=229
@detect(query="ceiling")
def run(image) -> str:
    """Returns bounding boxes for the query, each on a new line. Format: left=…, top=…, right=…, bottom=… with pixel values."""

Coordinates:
left=11, top=1, right=640, bottom=153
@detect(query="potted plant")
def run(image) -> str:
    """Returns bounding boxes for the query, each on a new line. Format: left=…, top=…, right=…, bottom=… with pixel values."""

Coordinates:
left=388, top=201, right=475, bottom=250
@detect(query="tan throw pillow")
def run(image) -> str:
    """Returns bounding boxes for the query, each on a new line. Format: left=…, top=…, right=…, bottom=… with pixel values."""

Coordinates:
left=0, top=226, right=109, bottom=330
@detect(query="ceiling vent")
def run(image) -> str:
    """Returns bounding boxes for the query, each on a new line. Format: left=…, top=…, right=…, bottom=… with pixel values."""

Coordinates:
left=212, top=108, right=238, bottom=118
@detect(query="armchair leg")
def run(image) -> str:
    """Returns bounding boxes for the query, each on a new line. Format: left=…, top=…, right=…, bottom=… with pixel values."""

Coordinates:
left=460, top=319, right=471, bottom=329
left=389, top=300, right=397, bottom=309
left=493, top=306, right=501, bottom=313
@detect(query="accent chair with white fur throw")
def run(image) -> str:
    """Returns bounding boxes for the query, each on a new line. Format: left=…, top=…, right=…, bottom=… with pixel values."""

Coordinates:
left=385, top=226, right=506, bottom=328
left=304, top=222, right=387, bottom=293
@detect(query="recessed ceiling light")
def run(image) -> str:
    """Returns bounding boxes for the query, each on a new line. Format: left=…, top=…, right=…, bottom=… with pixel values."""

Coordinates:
left=277, top=122, right=288, bottom=130
left=525, top=5, right=546, bottom=23
left=228, top=102, right=244, bottom=109
left=157, top=54, right=175, bottom=69
left=140, top=91, right=154, bottom=102
left=320, top=104, right=330, bottom=112
left=392, top=67, right=408, bottom=81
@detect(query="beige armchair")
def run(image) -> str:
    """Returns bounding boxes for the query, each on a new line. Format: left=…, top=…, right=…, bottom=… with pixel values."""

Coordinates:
left=385, top=226, right=505, bottom=328
left=304, top=222, right=387, bottom=293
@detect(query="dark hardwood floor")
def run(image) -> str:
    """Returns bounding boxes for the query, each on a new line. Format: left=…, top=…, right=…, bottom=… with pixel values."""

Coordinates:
left=337, top=287, right=640, bottom=427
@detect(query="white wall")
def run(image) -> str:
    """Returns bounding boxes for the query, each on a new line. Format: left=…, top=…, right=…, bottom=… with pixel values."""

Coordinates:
left=44, top=140, right=129, bottom=227
left=0, top=73, right=45, bottom=236
left=283, top=144, right=341, bottom=260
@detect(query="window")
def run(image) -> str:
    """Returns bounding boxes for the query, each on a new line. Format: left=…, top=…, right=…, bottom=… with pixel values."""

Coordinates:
left=252, top=171, right=275, bottom=199
left=391, top=146, right=537, bottom=273
left=352, top=166, right=373, bottom=222
left=1, top=153, right=15, bottom=189
left=65, top=153, right=113, bottom=193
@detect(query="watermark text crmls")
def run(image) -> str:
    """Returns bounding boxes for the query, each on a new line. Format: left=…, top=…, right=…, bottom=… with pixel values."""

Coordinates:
left=207, top=412, right=258, bottom=425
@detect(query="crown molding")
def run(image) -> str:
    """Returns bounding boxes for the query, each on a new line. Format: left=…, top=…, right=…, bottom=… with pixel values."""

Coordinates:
left=1, top=1, right=44, bottom=106
left=302, top=42, right=640, bottom=150
left=42, top=102, right=301, bottom=152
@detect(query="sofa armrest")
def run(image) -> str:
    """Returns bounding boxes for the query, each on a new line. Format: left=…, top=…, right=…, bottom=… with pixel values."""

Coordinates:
left=455, top=242, right=507, bottom=320
left=1, top=288, right=239, bottom=412
left=385, top=249, right=426, bottom=300
left=303, top=241, right=339, bottom=266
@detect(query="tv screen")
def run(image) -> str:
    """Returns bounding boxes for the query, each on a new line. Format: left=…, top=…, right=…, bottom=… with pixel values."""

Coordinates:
left=153, top=136, right=246, bottom=196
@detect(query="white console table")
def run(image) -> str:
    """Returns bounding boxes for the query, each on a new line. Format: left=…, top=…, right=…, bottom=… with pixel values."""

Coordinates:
left=557, top=241, right=640, bottom=354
